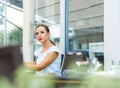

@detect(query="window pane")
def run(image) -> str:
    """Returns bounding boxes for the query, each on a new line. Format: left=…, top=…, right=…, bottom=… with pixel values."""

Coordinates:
left=34, top=0, right=60, bottom=49
left=7, top=22, right=23, bottom=46
left=0, top=17, right=4, bottom=46
left=6, top=0, right=23, bottom=8
left=0, top=0, right=23, bottom=46
left=0, top=2, right=5, bottom=46
left=68, top=0, right=104, bottom=60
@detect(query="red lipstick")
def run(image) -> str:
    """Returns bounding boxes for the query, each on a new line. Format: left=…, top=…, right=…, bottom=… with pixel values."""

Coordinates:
left=39, top=38, right=42, bottom=40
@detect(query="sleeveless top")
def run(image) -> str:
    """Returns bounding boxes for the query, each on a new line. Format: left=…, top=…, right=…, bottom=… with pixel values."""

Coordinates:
left=34, top=46, right=61, bottom=76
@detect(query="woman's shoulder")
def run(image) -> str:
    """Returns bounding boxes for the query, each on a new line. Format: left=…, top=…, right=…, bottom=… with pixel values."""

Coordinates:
left=48, top=46, right=60, bottom=53
left=51, top=46, right=59, bottom=50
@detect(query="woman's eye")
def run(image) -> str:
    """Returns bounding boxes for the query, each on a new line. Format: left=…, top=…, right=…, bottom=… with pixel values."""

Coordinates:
left=41, top=31, right=44, bottom=33
left=35, top=32, right=39, bottom=35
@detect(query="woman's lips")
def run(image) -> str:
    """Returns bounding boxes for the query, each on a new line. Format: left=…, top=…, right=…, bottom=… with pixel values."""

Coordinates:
left=38, top=38, right=42, bottom=40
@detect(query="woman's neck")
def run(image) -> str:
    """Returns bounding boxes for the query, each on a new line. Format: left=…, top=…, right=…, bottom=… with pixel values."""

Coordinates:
left=41, top=40, right=53, bottom=53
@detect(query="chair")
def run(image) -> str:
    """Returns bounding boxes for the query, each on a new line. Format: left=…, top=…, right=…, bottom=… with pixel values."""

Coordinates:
left=0, top=44, right=23, bottom=81
left=61, top=54, right=89, bottom=76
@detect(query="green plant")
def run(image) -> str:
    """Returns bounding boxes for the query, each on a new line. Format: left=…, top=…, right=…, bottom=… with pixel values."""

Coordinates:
left=0, top=77, right=13, bottom=88
left=1, top=65, right=120, bottom=88
left=8, top=28, right=23, bottom=46
left=0, top=30, right=4, bottom=46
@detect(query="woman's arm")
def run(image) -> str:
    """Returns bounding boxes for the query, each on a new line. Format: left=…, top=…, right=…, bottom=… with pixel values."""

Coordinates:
left=24, top=52, right=58, bottom=71
left=24, top=61, right=36, bottom=64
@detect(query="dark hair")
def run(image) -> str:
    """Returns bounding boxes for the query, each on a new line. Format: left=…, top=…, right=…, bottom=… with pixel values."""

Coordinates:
left=35, top=24, right=56, bottom=45
left=35, top=24, right=50, bottom=32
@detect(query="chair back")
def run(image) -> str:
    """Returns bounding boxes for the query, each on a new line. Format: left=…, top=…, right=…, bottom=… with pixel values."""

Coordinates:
left=0, top=44, right=23, bottom=81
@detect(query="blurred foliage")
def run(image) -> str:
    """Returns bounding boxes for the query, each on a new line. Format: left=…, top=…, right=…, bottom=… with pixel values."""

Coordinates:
left=13, top=66, right=55, bottom=88
left=80, top=76, right=120, bottom=88
left=0, top=30, right=4, bottom=46
left=0, top=77, right=13, bottom=88
left=8, top=28, right=23, bottom=46
left=0, top=27, right=23, bottom=46
left=0, top=65, right=120, bottom=88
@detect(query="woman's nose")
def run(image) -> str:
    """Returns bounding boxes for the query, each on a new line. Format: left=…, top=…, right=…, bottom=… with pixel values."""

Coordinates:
left=37, top=33, right=41, bottom=37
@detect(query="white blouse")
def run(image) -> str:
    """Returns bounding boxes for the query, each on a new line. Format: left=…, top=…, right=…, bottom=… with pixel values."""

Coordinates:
left=34, top=46, right=61, bottom=76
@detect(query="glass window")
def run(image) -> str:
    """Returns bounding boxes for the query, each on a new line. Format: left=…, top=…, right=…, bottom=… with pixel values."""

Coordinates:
left=7, top=22, right=23, bottom=46
left=34, top=0, right=60, bottom=50
left=68, top=0, right=104, bottom=60
left=0, top=1, right=5, bottom=46
left=0, top=0, right=23, bottom=46
left=6, top=0, right=23, bottom=8
left=0, top=17, right=4, bottom=46
left=6, top=0, right=23, bottom=46
left=0, top=3, right=3, bottom=14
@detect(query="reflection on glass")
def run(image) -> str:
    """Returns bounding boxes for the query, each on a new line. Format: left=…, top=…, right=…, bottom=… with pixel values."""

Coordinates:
left=0, top=3, right=4, bottom=15
left=0, top=0, right=23, bottom=46
left=6, top=0, right=23, bottom=8
left=34, top=0, right=60, bottom=49
left=7, top=22, right=23, bottom=46
left=111, top=59, right=120, bottom=71
left=68, top=0, right=104, bottom=60
left=0, top=2, right=4, bottom=46
left=0, top=17, right=4, bottom=46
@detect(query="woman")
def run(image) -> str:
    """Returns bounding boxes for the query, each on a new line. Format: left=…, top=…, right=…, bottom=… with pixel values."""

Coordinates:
left=24, top=24, right=61, bottom=76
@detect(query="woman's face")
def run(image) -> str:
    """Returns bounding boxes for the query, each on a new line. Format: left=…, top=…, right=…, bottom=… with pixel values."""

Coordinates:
left=35, top=26, right=50, bottom=43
